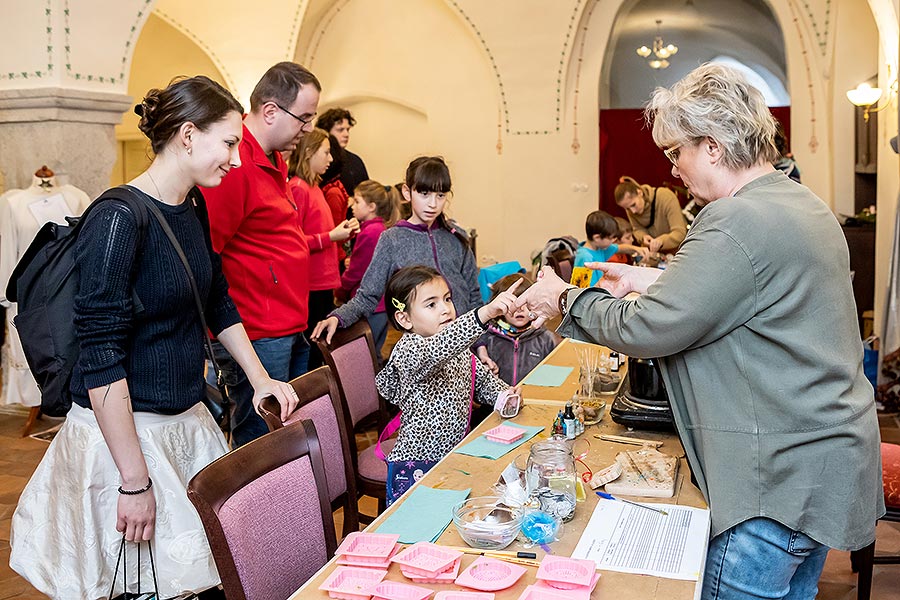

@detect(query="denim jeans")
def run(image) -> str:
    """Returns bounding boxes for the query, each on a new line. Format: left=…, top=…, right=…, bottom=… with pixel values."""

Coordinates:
left=211, top=332, right=310, bottom=449
left=368, top=311, right=389, bottom=365
left=702, top=517, right=830, bottom=600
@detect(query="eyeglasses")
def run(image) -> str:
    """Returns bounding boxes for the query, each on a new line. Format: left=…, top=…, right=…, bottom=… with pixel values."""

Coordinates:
left=275, top=103, right=315, bottom=127
left=663, top=143, right=683, bottom=166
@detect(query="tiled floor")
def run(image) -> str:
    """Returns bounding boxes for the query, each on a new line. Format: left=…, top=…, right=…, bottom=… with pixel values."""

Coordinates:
left=1, top=406, right=898, bottom=599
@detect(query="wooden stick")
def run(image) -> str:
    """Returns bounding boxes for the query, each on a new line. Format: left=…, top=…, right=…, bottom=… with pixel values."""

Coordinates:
left=441, top=546, right=541, bottom=566
left=595, top=433, right=663, bottom=448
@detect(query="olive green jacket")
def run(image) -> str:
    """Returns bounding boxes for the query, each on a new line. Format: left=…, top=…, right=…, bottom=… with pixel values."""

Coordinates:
left=560, top=171, right=884, bottom=550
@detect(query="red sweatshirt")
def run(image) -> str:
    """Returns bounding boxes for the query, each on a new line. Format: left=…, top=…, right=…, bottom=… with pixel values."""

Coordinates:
left=289, top=177, right=341, bottom=292
left=201, top=125, right=310, bottom=340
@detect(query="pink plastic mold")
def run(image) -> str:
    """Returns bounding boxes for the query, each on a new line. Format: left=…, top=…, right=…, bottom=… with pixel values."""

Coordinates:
left=454, top=557, right=527, bottom=592
left=368, top=581, right=434, bottom=600
left=514, top=584, right=573, bottom=600
left=336, top=532, right=402, bottom=564
left=401, top=555, right=462, bottom=583
left=336, top=544, right=401, bottom=569
left=484, top=424, right=526, bottom=444
left=433, top=593, right=496, bottom=600
left=534, top=556, right=596, bottom=589
left=532, top=573, right=600, bottom=600
left=391, top=543, right=462, bottom=577
left=318, top=566, right=387, bottom=600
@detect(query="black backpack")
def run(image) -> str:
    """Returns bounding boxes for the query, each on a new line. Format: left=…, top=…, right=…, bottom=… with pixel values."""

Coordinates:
left=5, top=187, right=149, bottom=417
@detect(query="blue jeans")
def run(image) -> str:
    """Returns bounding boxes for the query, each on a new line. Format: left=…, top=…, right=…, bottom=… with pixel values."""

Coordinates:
left=211, top=333, right=310, bottom=448
left=702, top=517, right=829, bottom=600
left=368, top=311, right=389, bottom=364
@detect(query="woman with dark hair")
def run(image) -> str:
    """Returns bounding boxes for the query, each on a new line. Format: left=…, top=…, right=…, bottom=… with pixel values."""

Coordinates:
left=10, top=76, right=299, bottom=599
left=518, top=63, right=882, bottom=599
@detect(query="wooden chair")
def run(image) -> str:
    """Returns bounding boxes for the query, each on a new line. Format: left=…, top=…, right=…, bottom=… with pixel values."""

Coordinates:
left=546, top=248, right=574, bottom=283
left=317, top=318, right=392, bottom=520
left=851, top=441, right=900, bottom=600
left=258, top=366, right=360, bottom=536
left=187, top=419, right=337, bottom=600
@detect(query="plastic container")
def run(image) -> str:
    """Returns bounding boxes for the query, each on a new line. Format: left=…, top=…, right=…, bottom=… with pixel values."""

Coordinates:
left=391, top=543, right=462, bottom=577
left=336, top=532, right=401, bottom=564
left=532, top=573, right=600, bottom=600
left=484, top=424, right=526, bottom=444
left=336, top=544, right=401, bottom=568
left=401, top=556, right=462, bottom=583
left=451, top=496, right=523, bottom=550
left=319, top=566, right=387, bottom=600
left=454, top=556, right=527, bottom=592
left=520, top=510, right=560, bottom=545
left=534, top=556, right=595, bottom=589
left=367, top=581, right=434, bottom=600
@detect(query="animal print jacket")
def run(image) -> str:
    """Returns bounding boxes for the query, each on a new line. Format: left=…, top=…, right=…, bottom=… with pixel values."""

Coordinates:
left=375, top=310, right=509, bottom=461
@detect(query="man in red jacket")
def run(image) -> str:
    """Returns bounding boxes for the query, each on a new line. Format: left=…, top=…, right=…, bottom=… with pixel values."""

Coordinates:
left=202, top=62, right=320, bottom=447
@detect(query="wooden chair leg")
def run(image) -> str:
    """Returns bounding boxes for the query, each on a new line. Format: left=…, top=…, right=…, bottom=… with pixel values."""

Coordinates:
left=852, top=541, right=875, bottom=600
left=21, top=406, right=41, bottom=437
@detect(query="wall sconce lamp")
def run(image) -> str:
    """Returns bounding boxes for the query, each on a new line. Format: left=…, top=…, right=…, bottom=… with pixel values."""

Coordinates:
left=847, top=72, right=898, bottom=123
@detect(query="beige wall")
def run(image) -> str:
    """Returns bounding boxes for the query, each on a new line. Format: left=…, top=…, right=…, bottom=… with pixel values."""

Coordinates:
left=110, top=13, right=230, bottom=185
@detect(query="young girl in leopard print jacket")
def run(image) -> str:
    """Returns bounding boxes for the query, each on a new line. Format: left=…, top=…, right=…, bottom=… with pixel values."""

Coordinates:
left=375, top=266, right=523, bottom=505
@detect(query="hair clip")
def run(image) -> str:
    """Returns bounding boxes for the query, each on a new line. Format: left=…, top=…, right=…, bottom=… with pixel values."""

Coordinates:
left=391, top=297, right=406, bottom=312
left=384, top=185, right=392, bottom=192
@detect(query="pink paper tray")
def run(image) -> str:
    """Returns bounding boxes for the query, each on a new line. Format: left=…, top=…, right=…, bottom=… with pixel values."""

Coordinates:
left=483, top=424, right=526, bottom=444
left=336, top=532, right=402, bottom=564
left=455, top=556, right=527, bottom=592
left=534, top=555, right=596, bottom=589
left=434, top=593, right=495, bottom=600
left=514, top=584, right=573, bottom=600
left=401, top=555, right=462, bottom=583
left=532, top=573, right=600, bottom=600
left=391, top=542, right=462, bottom=577
left=319, top=566, right=387, bottom=600
left=368, top=580, right=434, bottom=600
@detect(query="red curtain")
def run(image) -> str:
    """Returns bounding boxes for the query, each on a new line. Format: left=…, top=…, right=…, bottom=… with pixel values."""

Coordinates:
left=597, top=106, right=791, bottom=216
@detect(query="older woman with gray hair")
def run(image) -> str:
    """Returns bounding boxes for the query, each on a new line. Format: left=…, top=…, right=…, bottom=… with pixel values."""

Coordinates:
left=518, top=63, right=883, bottom=599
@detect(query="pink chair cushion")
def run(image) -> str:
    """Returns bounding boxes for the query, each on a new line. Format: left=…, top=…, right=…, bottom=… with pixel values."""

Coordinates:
left=284, top=395, right=347, bottom=503
left=218, top=455, right=329, bottom=600
left=883, top=442, right=900, bottom=509
left=332, top=337, right=379, bottom=427
left=359, top=439, right=394, bottom=483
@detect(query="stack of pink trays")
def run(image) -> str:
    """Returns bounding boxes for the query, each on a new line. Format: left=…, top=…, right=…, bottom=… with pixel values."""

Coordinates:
left=320, top=532, right=401, bottom=599
left=520, top=556, right=600, bottom=600
left=392, top=542, right=464, bottom=582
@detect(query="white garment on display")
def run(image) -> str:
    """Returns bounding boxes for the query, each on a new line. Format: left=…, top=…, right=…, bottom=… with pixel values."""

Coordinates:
left=0, top=176, right=91, bottom=407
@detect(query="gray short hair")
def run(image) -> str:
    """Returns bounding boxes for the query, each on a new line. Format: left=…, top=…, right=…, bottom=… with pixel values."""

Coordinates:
left=645, top=63, right=779, bottom=170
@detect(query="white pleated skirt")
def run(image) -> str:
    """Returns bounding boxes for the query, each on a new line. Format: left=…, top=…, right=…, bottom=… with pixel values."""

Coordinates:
left=10, top=402, right=229, bottom=600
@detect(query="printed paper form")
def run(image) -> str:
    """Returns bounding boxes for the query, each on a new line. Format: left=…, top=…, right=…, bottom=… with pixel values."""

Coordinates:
left=572, top=499, right=710, bottom=582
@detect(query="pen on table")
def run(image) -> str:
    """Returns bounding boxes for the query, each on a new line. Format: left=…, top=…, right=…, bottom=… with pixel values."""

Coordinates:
left=596, top=491, right=668, bottom=516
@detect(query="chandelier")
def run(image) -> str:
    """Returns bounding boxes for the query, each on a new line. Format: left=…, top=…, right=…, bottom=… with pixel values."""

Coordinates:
left=636, top=20, right=678, bottom=69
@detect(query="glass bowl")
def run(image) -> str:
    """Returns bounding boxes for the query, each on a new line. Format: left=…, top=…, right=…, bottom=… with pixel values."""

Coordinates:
left=451, top=496, right=523, bottom=550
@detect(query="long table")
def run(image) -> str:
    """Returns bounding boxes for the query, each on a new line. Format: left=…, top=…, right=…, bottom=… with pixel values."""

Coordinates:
left=290, top=339, right=707, bottom=599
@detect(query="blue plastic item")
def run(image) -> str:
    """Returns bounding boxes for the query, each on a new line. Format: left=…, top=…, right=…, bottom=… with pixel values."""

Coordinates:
left=520, top=510, right=560, bottom=545
left=477, top=261, right=525, bottom=302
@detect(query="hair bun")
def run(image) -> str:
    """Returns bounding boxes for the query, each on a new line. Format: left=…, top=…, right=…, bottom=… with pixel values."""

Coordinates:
left=136, top=89, right=162, bottom=138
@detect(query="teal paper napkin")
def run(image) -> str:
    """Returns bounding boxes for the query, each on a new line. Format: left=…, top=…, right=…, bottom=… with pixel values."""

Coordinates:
left=375, top=485, right=471, bottom=543
left=454, top=421, right=544, bottom=460
left=522, top=364, right=573, bottom=387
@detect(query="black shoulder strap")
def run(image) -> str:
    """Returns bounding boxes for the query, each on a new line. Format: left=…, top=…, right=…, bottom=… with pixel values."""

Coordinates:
left=114, top=186, right=222, bottom=380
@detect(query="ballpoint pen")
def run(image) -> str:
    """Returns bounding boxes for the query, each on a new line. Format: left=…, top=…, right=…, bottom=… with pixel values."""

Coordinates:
left=596, top=491, right=669, bottom=516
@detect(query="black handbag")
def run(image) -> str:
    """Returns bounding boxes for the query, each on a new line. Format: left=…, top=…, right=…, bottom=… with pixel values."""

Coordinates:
left=137, top=190, right=232, bottom=434
left=108, top=535, right=160, bottom=600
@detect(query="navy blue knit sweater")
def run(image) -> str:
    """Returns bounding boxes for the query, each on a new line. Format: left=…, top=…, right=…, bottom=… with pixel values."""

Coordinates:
left=71, top=187, right=241, bottom=414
